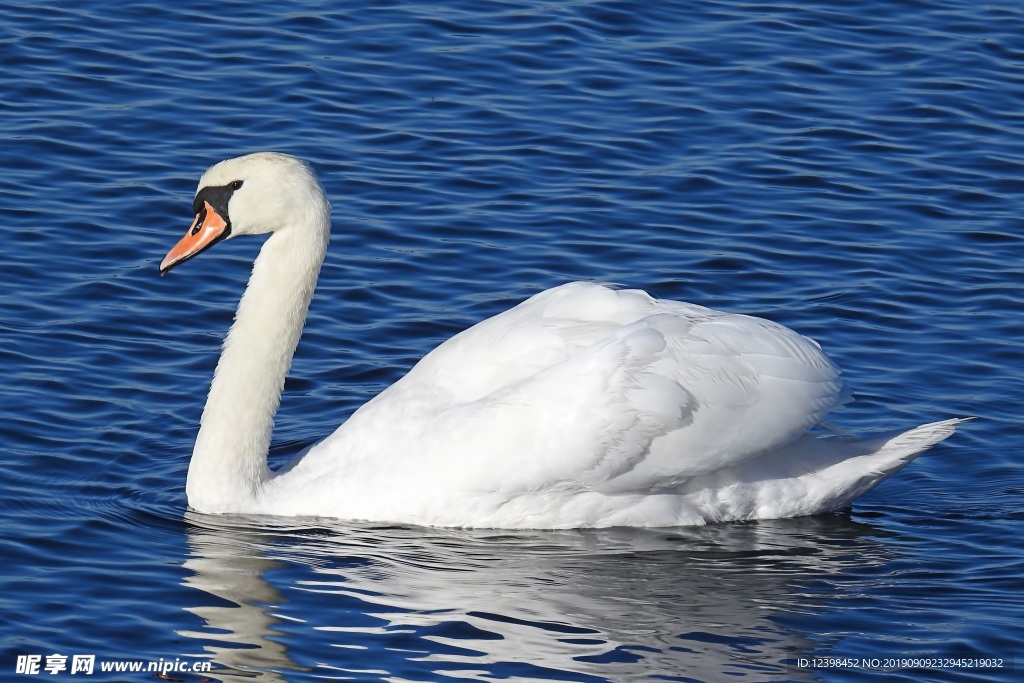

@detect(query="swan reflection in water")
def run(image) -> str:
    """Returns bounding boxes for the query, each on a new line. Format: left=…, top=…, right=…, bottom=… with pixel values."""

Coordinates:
left=177, top=513, right=896, bottom=681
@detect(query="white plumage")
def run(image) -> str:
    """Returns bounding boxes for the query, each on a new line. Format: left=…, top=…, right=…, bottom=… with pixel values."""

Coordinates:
left=161, top=152, right=964, bottom=528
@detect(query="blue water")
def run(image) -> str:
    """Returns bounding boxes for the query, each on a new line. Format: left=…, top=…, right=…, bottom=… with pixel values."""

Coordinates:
left=2, top=0, right=1022, bottom=680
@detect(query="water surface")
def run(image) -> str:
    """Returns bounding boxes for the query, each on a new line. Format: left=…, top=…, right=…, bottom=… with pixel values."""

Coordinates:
left=2, top=1, right=1022, bottom=681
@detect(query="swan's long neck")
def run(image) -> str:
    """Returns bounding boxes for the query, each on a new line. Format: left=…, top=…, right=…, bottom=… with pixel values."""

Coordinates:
left=186, top=215, right=328, bottom=512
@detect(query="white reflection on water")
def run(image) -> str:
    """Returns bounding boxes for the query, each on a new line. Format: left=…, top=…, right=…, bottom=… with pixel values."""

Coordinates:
left=178, top=513, right=894, bottom=681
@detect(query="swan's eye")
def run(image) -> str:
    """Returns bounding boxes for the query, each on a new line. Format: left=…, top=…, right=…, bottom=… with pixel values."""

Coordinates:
left=230, top=180, right=244, bottom=191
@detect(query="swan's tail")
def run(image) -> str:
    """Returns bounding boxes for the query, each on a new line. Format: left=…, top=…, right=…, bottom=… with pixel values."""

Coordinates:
left=811, top=417, right=970, bottom=511
left=689, top=418, right=971, bottom=524
left=851, top=417, right=967, bottom=459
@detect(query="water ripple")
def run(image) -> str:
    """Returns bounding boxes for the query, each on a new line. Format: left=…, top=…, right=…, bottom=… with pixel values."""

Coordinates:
left=2, top=0, right=1022, bottom=681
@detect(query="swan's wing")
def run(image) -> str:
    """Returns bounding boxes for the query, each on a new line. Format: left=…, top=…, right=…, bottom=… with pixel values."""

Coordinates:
left=419, top=313, right=696, bottom=494
left=312, top=282, right=847, bottom=496
left=599, top=304, right=848, bottom=493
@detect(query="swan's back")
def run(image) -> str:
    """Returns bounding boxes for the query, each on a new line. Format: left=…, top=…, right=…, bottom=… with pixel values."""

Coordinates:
left=391, top=282, right=845, bottom=477
left=271, top=282, right=890, bottom=527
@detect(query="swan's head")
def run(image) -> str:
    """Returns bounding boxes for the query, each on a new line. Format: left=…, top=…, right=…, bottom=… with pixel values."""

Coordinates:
left=160, top=152, right=329, bottom=274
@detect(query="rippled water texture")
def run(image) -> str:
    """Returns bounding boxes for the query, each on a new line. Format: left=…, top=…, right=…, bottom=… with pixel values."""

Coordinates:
left=2, top=1, right=1022, bottom=681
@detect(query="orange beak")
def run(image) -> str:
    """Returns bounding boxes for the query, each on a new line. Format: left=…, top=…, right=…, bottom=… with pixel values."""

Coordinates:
left=159, top=201, right=231, bottom=275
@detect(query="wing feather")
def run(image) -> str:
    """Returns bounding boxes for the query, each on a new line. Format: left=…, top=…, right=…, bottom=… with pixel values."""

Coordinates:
left=310, top=282, right=846, bottom=498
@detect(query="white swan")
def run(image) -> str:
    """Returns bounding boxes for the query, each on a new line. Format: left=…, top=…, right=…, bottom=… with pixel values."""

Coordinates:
left=160, top=152, right=964, bottom=529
